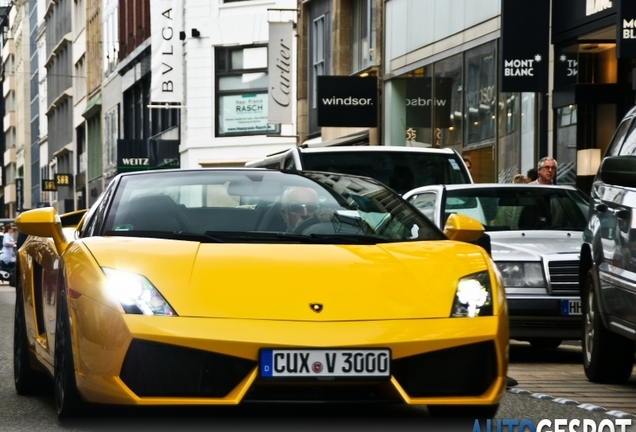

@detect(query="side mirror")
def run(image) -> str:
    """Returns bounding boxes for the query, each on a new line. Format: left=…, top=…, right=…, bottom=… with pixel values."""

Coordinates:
left=597, top=156, right=636, bottom=188
left=443, top=213, right=485, bottom=243
left=15, top=207, right=68, bottom=254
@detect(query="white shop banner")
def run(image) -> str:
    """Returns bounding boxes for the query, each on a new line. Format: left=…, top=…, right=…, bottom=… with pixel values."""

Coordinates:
left=219, top=93, right=277, bottom=135
left=150, top=0, right=183, bottom=104
left=268, top=21, right=294, bottom=124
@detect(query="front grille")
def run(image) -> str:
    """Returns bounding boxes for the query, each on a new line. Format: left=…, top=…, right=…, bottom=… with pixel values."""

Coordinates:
left=120, top=339, right=256, bottom=398
left=547, top=260, right=579, bottom=294
left=510, top=317, right=582, bottom=330
left=244, top=382, right=397, bottom=402
left=392, top=341, right=497, bottom=398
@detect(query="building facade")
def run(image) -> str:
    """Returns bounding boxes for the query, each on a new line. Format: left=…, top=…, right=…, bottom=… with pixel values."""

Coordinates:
left=3, top=1, right=636, bottom=217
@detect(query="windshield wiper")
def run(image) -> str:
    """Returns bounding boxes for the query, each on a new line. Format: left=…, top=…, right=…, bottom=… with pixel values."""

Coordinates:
left=276, top=232, right=390, bottom=244
left=105, top=230, right=224, bottom=243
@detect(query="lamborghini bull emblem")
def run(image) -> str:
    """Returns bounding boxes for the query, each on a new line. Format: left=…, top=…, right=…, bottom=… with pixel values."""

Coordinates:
left=310, top=303, right=323, bottom=313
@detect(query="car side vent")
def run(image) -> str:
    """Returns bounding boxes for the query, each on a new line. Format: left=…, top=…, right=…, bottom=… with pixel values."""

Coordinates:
left=120, top=339, right=256, bottom=398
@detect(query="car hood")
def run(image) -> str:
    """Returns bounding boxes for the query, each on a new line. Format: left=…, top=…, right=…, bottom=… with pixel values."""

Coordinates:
left=489, top=231, right=582, bottom=261
left=82, top=237, right=491, bottom=321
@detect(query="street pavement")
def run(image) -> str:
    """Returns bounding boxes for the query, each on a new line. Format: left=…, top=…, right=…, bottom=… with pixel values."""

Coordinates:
left=508, top=340, right=636, bottom=416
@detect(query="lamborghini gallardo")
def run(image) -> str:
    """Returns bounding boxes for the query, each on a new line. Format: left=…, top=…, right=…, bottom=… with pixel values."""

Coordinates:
left=13, top=168, right=508, bottom=418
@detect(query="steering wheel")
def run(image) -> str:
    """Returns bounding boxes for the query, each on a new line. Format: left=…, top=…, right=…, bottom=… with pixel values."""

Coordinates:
left=293, top=217, right=321, bottom=234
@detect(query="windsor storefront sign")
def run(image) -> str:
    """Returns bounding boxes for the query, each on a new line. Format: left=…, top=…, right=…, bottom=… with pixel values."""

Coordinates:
left=317, top=76, right=377, bottom=127
left=500, top=0, right=550, bottom=92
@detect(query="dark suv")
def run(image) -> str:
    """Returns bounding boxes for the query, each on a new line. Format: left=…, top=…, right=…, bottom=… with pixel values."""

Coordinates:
left=579, top=105, right=636, bottom=384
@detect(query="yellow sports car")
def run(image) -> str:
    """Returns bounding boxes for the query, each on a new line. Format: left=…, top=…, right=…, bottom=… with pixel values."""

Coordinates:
left=13, top=168, right=508, bottom=418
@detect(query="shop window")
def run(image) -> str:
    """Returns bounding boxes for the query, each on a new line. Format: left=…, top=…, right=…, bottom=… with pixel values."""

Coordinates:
left=558, top=105, right=577, bottom=127
left=555, top=104, right=578, bottom=185
left=307, top=0, right=331, bottom=136
left=351, top=0, right=376, bottom=73
left=554, top=42, right=617, bottom=87
left=215, top=46, right=278, bottom=137
left=402, top=66, right=433, bottom=146
left=465, top=42, right=497, bottom=145
left=434, top=54, right=463, bottom=150
left=104, top=106, right=119, bottom=170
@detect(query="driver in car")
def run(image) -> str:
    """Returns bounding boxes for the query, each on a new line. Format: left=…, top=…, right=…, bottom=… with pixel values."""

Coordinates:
left=280, top=187, right=321, bottom=233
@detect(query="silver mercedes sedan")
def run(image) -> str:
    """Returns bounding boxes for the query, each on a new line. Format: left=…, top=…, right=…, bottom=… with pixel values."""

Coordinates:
left=403, top=183, right=590, bottom=349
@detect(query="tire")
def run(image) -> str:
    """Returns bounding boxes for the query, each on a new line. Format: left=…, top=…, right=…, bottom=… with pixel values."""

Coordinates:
left=427, top=404, right=499, bottom=419
left=529, top=338, right=562, bottom=349
left=582, top=268, right=635, bottom=384
left=14, top=284, right=41, bottom=395
left=54, top=291, right=84, bottom=418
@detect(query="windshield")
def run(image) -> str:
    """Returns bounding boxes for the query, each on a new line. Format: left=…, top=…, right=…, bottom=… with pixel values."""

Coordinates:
left=301, top=151, right=470, bottom=194
left=442, top=187, right=590, bottom=231
left=101, top=170, right=443, bottom=244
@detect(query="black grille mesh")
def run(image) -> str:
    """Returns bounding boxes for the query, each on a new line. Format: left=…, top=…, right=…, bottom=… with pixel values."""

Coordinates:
left=392, top=341, right=498, bottom=397
left=120, top=339, right=256, bottom=398
left=548, top=260, right=579, bottom=294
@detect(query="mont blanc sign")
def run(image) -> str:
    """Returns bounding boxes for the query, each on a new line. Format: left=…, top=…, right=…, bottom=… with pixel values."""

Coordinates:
left=618, top=0, right=636, bottom=58
left=500, top=0, right=549, bottom=92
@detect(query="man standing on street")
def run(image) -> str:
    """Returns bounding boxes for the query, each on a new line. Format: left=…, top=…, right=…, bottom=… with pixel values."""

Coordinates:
left=529, top=157, right=557, bottom=185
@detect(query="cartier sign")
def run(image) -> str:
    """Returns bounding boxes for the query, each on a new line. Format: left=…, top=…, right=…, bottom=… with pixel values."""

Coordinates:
left=268, top=22, right=294, bottom=124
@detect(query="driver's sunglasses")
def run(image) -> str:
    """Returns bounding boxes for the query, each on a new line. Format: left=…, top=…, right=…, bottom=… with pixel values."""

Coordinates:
left=286, top=203, right=319, bottom=213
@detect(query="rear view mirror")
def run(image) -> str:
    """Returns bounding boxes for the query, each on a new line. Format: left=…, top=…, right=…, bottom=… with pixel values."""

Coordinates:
left=598, top=156, right=636, bottom=188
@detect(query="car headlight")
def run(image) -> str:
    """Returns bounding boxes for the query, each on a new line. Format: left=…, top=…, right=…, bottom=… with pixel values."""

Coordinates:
left=102, top=267, right=177, bottom=316
left=451, top=271, right=493, bottom=317
left=496, top=262, right=544, bottom=287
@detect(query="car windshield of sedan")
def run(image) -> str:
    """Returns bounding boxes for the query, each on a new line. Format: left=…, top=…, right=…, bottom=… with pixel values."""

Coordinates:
left=443, top=187, right=589, bottom=231
left=100, top=170, right=443, bottom=244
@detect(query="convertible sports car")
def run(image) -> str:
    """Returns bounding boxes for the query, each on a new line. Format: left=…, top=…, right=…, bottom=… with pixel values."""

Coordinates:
left=403, top=183, right=589, bottom=349
left=14, top=168, right=508, bottom=418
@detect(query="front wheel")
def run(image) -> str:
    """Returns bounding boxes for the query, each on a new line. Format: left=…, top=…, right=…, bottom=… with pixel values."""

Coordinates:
left=14, top=284, right=41, bottom=395
left=582, top=268, right=635, bottom=383
left=54, top=292, right=84, bottom=418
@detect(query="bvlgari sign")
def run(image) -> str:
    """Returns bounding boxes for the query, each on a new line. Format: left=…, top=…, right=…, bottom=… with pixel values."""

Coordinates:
left=500, top=0, right=550, bottom=93
left=150, top=0, right=183, bottom=104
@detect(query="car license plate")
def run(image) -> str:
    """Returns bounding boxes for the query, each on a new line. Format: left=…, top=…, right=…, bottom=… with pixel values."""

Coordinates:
left=259, top=349, right=391, bottom=379
left=561, top=299, right=581, bottom=316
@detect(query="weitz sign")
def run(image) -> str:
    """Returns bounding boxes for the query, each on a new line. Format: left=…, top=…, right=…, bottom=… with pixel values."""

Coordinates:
left=317, top=76, right=377, bottom=127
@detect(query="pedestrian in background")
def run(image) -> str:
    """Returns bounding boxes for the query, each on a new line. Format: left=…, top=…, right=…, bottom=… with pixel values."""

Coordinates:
left=526, top=168, right=539, bottom=183
left=463, top=157, right=472, bottom=172
left=529, top=157, right=557, bottom=185
left=0, top=224, right=16, bottom=268
left=512, top=174, right=527, bottom=184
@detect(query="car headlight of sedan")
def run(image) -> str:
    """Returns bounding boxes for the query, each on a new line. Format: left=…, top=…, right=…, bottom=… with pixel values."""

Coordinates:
left=102, top=268, right=177, bottom=316
left=496, top=262, right=544, bottom=287
left=451, top=271, right=493, bottom=318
